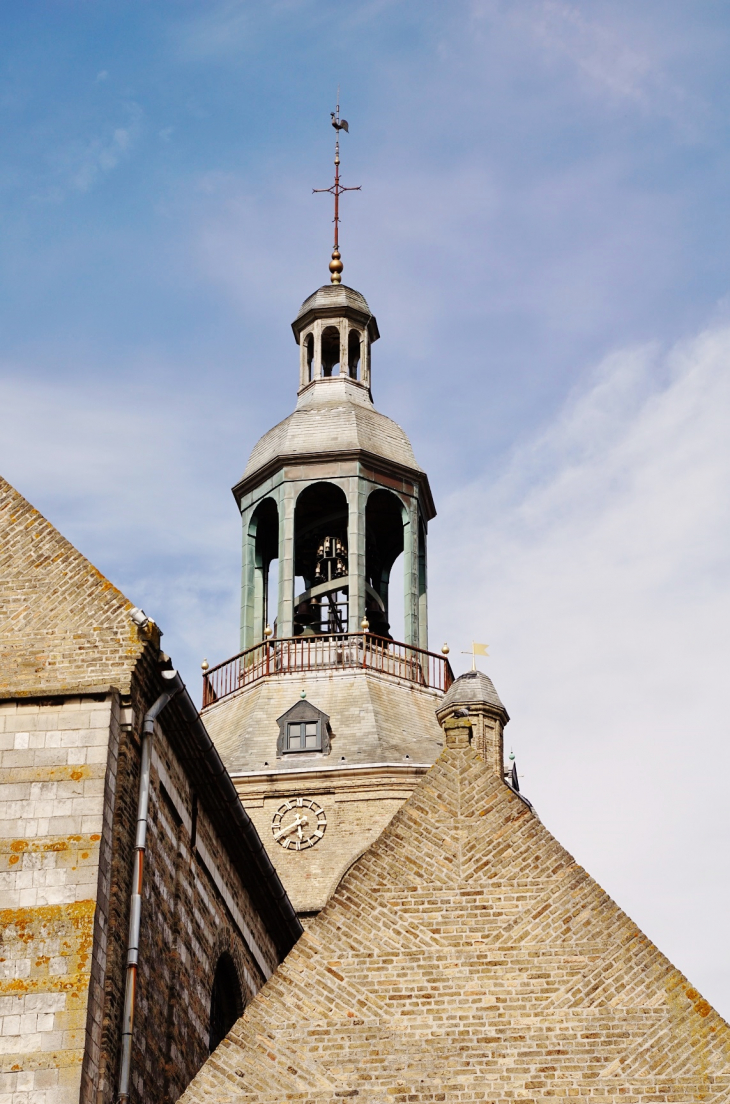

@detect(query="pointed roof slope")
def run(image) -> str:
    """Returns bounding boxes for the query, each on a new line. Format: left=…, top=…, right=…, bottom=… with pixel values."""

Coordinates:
left=180, top=718, right=730, bottom=1103
left=0, top=475, right=145, bottom=697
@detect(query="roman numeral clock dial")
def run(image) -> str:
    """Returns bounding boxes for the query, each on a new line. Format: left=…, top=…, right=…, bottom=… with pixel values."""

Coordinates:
left=272, top=798, right=327, bottom=851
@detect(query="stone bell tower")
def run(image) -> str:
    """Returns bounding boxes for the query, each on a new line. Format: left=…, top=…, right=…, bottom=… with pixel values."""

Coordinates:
left=201, top=110, right=453, bottom=923
left=234, top=282, right=431, bottom=649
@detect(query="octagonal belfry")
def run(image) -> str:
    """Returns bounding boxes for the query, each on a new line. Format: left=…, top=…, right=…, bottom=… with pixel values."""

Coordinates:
left=203, top=280, right=454, bottom=921
left=233, top=282, right=433, bottom=649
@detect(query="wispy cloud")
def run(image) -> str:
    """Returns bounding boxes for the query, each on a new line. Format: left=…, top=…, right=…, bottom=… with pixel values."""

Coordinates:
left=431, top=320, right=730, bottom=1014
left=469, top=0, right=701, bottom=133
left=0, top=362, right=249, bottom=679
left=37, top=102, right=144, bottom=199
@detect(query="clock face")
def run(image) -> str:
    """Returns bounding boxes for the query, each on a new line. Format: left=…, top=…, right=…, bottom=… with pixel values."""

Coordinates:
left=271, top=797, right=327, bottom=851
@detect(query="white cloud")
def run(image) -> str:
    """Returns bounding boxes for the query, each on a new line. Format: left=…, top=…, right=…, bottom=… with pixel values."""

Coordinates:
left=467, top=0, right=700, bottom=132
left=0, top=365, right=249, bottom=682
left=431, top=321, right=730, bottom=1017
left=49, top=103, right=143, bottom=195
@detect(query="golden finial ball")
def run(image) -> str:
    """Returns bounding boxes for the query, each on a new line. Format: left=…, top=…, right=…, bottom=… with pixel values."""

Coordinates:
left=329, top=248, right=343, bottom=284
left=201, top=658, right=209, bottom=672
left=264, top=624, right=273, bottom=639
left=441, top=643, right=450, bottom=655
left=361, top=616, right=370, bottom=632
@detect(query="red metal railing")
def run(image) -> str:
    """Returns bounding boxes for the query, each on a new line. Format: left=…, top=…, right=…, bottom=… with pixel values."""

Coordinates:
left=202, top=633, right=454, bottom=708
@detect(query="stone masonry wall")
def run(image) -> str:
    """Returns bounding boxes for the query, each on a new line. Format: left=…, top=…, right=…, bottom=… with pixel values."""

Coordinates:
left=0, top=694, right=121, bottom=1104
left=1, top=676, right=285, bottom=1104
left=119, top=715, right=280, bottom=1104
left=179, top=721, right=730, bottom=1104
left=235, top=765, right=430, bottom=918
left=0, top=477, right=144, bottom=699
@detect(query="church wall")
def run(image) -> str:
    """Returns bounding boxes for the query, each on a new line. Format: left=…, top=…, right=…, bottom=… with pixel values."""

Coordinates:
left=235, top=764, right=430, bottom=918
left=0, top=693, right=121, bottom=1104
left=121, top=715, right=278, bottom=1104
left=0, top=677, right=287, bottom=1104
left=203, top=668, right=445, bottom=918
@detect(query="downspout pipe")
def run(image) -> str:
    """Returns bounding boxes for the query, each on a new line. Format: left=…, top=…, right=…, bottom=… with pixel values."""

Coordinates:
left=117, top=670, right=182, bottom=1104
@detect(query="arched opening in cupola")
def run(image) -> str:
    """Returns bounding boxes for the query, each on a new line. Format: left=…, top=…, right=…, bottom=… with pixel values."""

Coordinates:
left=249, top=497, right=279, bottom=639
left=294, top=482, right=349, bottom=635
left=305, top=333, right=314, bottom=382
left=365, top=489, right=405, bottom=640
left=320, top=325, right=341, bottom=377
left=347, top=329, right=361, bottom=380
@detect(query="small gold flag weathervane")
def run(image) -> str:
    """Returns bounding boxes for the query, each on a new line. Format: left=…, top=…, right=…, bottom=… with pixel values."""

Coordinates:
left=461, top=641, right=490, bottom=670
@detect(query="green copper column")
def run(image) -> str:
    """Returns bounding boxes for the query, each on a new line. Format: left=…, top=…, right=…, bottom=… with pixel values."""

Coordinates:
left=240, top=505, right=257, bottom=652
left=277, top=483, right=295, bottom=638
left=403, top=499, right=420, bottom=647
left=348, top=476, right=367, bottom=632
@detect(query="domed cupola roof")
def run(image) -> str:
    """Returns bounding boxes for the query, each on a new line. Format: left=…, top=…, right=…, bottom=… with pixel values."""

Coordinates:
left=292, top=283, right=379, bottom=342
left=436, top=670, right=509, bottom=722
left=233, top=283, right=432, bottom=519
left=239, top=383, right=420, bottom=484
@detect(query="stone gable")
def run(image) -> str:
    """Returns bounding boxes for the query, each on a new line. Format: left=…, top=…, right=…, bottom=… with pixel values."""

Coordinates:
left=0, top=477, right=144, bottom=697
left=179, top=721, right=730, bottom=1103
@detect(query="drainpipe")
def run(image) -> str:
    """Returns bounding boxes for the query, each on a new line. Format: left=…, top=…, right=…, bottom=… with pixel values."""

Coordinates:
left=117, top=669, right=183, bottom=1104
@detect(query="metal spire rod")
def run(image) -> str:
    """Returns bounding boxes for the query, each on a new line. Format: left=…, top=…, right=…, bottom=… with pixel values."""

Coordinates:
left=313, top=91, right=360, bottom=284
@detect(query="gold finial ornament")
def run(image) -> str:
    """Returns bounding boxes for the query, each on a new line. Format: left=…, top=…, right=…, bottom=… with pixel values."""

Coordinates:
left=361, top=616, right=370, bottom=632
left=313, top=91, right=360, bottom=285
left=329, top=248, right=343, bottom=284
left=264, top=624, right=273, bottom=639
left=441, top=643, right=450, bottom=655
left=201, top=658, right=209, bottom=672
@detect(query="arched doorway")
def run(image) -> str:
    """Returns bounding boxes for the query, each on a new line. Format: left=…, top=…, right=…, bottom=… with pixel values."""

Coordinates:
left=209, top=952, right=243, bottom=1053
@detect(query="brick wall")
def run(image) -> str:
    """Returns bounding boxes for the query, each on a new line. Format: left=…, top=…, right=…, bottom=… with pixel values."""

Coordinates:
left=1, top=676, right=288, bottom=1104
left=0, top=477, right=144, bottom=700
left=0, top=695, right=121, bottom=1104
left=178, top=720, right=730, bottom=1104
left=118, top=712, right=280, bottom=1104
left=235, top=765, right=430, bottom=918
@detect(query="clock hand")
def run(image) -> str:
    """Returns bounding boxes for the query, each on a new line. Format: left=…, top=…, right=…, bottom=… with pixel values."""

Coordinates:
left=273, top=814, right=309, bottom=841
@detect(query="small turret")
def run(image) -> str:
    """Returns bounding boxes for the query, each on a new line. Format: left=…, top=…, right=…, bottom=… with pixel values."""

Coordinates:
left=436, top=670, right=509, bottom=777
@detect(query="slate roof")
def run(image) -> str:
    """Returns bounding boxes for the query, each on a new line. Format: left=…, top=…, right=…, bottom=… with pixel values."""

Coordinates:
left=240, top=376, right=420, bottom=484
left=0, top=475, right=145, bottom=697
left=438, top=668, right=508, bottom=717
left=294, top=284, right=373, bottom=325
left=179, top=719, right=730, bottom=1103
left=203, top=667, right=444, bottom=775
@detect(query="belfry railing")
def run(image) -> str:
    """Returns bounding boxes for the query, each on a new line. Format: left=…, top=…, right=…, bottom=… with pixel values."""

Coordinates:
left=202, top=633, right=454, bottom=708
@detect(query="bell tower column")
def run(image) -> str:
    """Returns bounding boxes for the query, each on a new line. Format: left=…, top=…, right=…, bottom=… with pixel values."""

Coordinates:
left=240, top=504, right=256, bottom=651
left=403, top=500, right=421, bottom=647
left=418, top=514, right=428, bottom=652
left=347, top=478, right=367, bottom=632
left=277, top=484, right=296, bottom=638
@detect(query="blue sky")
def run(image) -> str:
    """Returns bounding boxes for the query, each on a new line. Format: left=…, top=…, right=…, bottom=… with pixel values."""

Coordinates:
left=2, top=2, right=730, bottom=1018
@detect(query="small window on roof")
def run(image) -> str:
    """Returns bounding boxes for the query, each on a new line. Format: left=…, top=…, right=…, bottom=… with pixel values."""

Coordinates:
left=285, top=720, right=321, bottom=752
left=276, top=699, right=331, bottom=758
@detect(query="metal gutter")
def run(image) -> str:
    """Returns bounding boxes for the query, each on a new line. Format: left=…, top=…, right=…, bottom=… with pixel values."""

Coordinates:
left=117, top=670, right=181, bottom=1103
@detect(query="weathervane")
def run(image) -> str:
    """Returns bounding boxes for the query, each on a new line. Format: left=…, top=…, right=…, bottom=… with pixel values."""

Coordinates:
left=313, top=91, right=361, bottom=285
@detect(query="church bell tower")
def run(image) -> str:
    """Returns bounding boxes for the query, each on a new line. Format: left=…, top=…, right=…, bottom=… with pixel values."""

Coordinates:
left=201, top=108, right=453, bottom=923
left=234, top=281, right=432, bottom=649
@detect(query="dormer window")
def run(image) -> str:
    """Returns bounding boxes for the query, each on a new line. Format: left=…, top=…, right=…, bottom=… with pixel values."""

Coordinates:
left=276, top=699, right=331, bottom=758
left=286, top=720, right=321, bottom=752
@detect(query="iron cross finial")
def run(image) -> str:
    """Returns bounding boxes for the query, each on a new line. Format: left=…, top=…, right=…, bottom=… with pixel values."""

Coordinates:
left=313, top=92, right=361, bottom=284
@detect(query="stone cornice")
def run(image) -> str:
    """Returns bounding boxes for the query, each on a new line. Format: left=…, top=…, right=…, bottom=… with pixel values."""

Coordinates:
left=232, top=447, right=436, bottom=520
